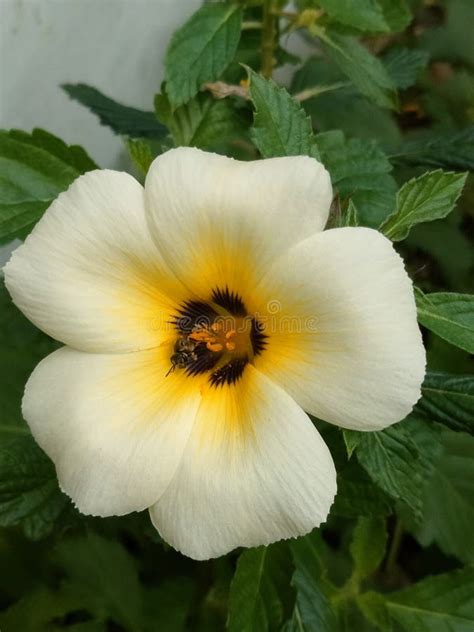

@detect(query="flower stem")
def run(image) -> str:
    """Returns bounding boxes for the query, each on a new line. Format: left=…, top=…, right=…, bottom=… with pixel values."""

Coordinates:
left=261, top=0, right=276, bottom=78
left=385, top=518, right=404, bottom=576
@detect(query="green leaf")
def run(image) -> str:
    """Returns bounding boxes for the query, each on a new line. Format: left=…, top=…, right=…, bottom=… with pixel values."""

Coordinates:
left=0, top=433, right=68, bottom=539
left=227, top=544, right=292, bottom=632
left=319, top=30, right=397, bottom=109
left=390, top=126, right=474, bottom=171
left=55, top=534, right=143, bottom=630
left=126, top=138, right=154, bottom=178
left=165, top=3, right=242, bottom=106
left=62, top=83, right=167, bottom=139
left=377, top=0, right=412, bottom=33
left=415, top=430, right=474, bottom=564
left=0, top=128, right=97, bottom=242
left=415, top=289, right=474, bottom=354
left=317, top=0, right=389, bottom=32
left=415, top=372, right=474, bottom=435
left=342, top=200, right=359, bottom=227
left=382, top=47, right=429, bottom=88
left=285, top=532, right=339, bottom=632
left=332, top=457, right=393, bottom=518
left=380, top=170, right=467, bottom=241
left=316, top=130, right=397, bottom=227
left=350, top=517, right=387, bottom=580
left=386, top=567, right=474, bottom=632
left=353, top=419, right=441, bottom=517
left=247, top=68, right=319, bottom=159
left=155, top=90, right=245, bottom=150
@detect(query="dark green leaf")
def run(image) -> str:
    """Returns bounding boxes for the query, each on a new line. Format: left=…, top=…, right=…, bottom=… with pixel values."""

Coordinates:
left=316, top=130, right=397, bottom=226
left=350, top=517, right=387, bottom=580
left=227, top=544, right=292, bottom=632
left=247, top=68, right=319, bottom=159
left=377, top=0, right=412, bottom=33
left=320, top=30, right=397, bottom=109
left=62, top=84, right=167, bottom=139
left=155, top=90, right=245, bottom=150
left=165, top=3, right=242, bottom=106
left=0, top=128, right=97, bottom=242
left=353, top=420, right=441, bottom=517
left=415, top=430, right=474, bottom=564
left=386, top=567, right=474, bottom=632
left=415, top=289, right=474, bottom=354
left=0, top=434, right=68, bottom=539
left=390, top=127, right=474, bottom=171
left=382, top=47, right=429, bottom=89
left=380, top=170, right=467, bottom=241
left=415, top=372, right=474, bottom=434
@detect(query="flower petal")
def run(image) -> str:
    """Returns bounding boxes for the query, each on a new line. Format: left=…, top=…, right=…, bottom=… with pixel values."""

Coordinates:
left=254, top=227, right=426, bottom=431
left=149, top=365, right=336, bottom=560
left=4, top=170, right=186, bottom=353
left=144, top=147, right=332, bottom=303
left=22, top=346, right=202, bottom=516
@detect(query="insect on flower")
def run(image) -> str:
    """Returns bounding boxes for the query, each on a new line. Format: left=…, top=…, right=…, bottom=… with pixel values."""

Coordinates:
left=3, top=148, right=426, bottom=560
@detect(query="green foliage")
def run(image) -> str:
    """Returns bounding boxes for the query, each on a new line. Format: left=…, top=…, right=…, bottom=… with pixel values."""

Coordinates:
left=350, top=517, right=387, bottom=580
left=126, top=138, right=154, bottom=178
left=415, top=372, right=474, bottom=434
left=317, top=0, right=391, bottom=33
left=155, top=90, right=246, bottom=152
left=62, top=84, right=167, bottom=139
left=391, top=127, right=474, bottom=171
left=2, top=0, right=474, bottom=629
left=382, top=47, right=429, bottom=89
left=247, top=69, right=319, bottom=159
left=348, top=419, right=442, bottom=517
left=0, top=128, right=96, bottom=243
left=415, top=289, right=474, bottom=354
left=319, top=30, right=397, bottom=109
left=0, top=433, right=69, bottom=540
left=316, top=130, right=397, bottom=226
left=380, top=567, right=474, bottom=632
left=381, top=170, right=467, bottom=241
left=227, top=544, right=292, bottom=632
left=165, top=3, right=242, bottom=106
left=414, top=430, right=474, bottom=564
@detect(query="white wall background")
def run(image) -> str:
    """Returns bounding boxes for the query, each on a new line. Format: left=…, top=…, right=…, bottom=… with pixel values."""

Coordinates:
left=0, top=0, right=201, bottom=168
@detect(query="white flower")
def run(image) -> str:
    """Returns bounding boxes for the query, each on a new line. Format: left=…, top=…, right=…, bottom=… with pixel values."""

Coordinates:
left=4, top=148, right=425, bottom=560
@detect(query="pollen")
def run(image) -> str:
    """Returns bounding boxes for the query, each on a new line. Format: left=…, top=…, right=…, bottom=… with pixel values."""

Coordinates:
left=189, top=320, right=251, bottom=355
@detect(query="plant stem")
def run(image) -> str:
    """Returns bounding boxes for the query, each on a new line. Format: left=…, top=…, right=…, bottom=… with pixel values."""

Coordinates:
left=385, top=518, right=404, bottom=576
left=261, top=0, right=276, bottom=78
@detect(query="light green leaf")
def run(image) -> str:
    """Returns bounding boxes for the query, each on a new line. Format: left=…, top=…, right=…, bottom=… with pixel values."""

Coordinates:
left=0, top=128, right=97, bottom=242
left=317, top=0, right=389, bottom=32
left=227, top=544, right=292, bottom=632
left=386, top=567, right=474, bottom=632
left=415, top=372, right=474, bottom=435
left=415, top=289, right=474, bottom=354
left=319, top=30, right=397, bottom=109
left=155, top=90, right=244, bottom=150
left=342, top=200, right=359, bottom=227
left=126, top=138, right=154, bottom=178
left=380, top=170, right=467, bottom=241
left=62, top=83, right=167, bottom=139
left=415, top=430, right=474, bottom=564
left=0, top=433, right=68, bottom=539
left=382, top=47, right=429, bottom=88
left=350, top=517, right=387, bottom=580
left=247, top=68, right=319, bottom=159
left=165, top=3, right=242, bottom=106
left=316, top=130, right=397, bottom=227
